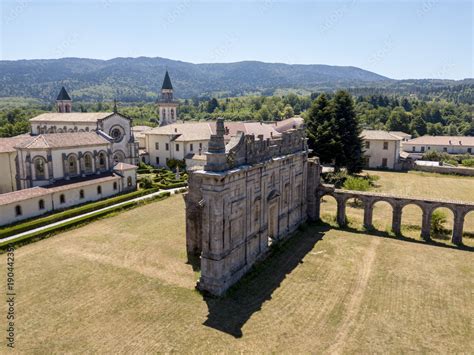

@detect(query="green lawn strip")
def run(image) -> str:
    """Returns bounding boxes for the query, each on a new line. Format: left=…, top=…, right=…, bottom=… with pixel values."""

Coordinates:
left=0, top=187, right=161, bottom=238
left=0, top=191, right=172, bottom=250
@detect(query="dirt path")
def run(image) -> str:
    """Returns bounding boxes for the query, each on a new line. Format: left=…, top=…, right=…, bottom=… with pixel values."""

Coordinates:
left=326, top=238, right=380, bottom=354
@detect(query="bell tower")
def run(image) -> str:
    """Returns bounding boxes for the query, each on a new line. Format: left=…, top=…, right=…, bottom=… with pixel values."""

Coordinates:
left=56, top=86, right=72, bottom=113
left=156, top=71, right=179, bottom=126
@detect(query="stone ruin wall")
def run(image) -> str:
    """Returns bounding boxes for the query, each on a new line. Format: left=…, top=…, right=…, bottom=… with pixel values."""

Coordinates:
left=185, top=118, right=321, bottom=296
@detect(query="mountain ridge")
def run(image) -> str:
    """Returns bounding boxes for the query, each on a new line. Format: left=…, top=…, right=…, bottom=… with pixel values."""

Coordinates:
left=0, top=56, right=391, bottom=102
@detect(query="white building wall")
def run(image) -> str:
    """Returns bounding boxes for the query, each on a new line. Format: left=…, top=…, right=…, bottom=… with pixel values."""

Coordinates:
left=402, top=143, right=474, bottom=155
left=364, top=139, right=400, bottom=169
left=0, top=152, right=17, bottom=194
left=0, top=176, right=134, bottom=226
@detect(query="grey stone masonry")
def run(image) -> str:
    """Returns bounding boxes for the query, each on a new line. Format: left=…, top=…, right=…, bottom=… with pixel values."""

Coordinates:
left=185, top=118, right=318, bottom=296
left=317, top=184, right=474, bottom=245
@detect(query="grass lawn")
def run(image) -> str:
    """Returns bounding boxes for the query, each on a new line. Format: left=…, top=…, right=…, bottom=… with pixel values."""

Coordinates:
left=1, top=192, right=473, bottom=353
left=321, top=170, right=474, bottom=247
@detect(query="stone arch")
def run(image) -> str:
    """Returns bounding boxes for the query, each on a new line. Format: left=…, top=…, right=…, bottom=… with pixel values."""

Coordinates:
left=112, top=150, right=126, bottom=163
left=32, top=155, right=48, bottom=180
left=370, top=199, right=394, bottom=232
left=83, top=152, right=94, bottom=174
left=318, top=192, right=338, bottom=225
left=66, top=153, right=79, bottom=177
left=430, top=205, right=455, bottom=238
left=400, top=202, right=425, bottom=238
left=97, top=150, right=108, bottom=171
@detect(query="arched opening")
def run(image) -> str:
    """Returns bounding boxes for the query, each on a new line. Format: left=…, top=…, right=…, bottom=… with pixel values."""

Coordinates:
left=60, top=194, right=66, bottom=204
left=38, top=199, right=45, bottom=210
left=83, top=153, right=94, bottom=174
left=400, top=203, right=424, bottom=239
left=463, top=210, right=474, bottom=248
left=371, top=200, right=394, bottom=233
left=98, top=152, right=107, bottom=171
left=127, top=177, right=132, bottom=187
left=113, top=150, right=125, bottom=163
left=33, top=156, right=47, bottom=180
left=15, top=205, right=22, bottom=216
left=67, top=155, right=78, bottom=176
left=430, top=207, right=455, bottom=244
left=97, top=186, right=102, bottom=194
left=344, top=196, right=365, bottom=230
left=319, top=194, right=338, bottom=225
left=79, top=190, right=85, bottom=199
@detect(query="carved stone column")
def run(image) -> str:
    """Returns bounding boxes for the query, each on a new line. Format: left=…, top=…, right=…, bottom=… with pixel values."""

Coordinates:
left=452, top=210, right=465, bottom=245
left=392, top=204, right=403, bottom=235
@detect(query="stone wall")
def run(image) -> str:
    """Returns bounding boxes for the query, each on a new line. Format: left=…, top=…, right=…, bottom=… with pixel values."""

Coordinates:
left=414, top=164, right=474, bottom=176
left=184, top=118, right=320, bottom=296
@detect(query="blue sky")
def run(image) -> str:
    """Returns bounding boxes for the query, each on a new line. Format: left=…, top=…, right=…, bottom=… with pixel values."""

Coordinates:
left=1, top=0, right=472, bottom=79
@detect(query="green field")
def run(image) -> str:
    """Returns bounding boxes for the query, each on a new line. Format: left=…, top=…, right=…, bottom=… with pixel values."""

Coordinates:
left=0, top=171, right=473, bottom=353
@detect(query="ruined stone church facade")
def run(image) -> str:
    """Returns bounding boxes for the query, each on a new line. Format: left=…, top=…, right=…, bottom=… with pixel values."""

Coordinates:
left=185, top=118, right=321, bottom=296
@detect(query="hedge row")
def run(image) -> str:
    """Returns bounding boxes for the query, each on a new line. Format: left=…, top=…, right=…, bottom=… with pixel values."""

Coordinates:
left=0, top=191, right=172, bottom=250
left=0, top=187, right=161, bottom=239
left=155, top=181, right=188, bottom=189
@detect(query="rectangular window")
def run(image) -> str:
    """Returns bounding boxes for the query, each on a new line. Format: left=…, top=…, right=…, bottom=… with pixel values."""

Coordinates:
left=412, top=146, right=415, bottom=152
left=383, top=141, right=389, bottom=150
left=365, top=141, right=370, bottom=149
left=382, top=158, right=388, bottom=167
left=190, top=143, right=193, bottom=151
left=199, top=142, right=203, bottom=149
left=176, top=144, right=179, bottom=152
left=156, top=157, right=160, bottom=165
left=155, top=142, right=159, bottom=150
left=421, top=146, right=425, bottom=152
left=443, top=147, right=448, bottom=152
left=468, top=148, right=472, bottom=154
left=165, top=143, right=169, bottom=151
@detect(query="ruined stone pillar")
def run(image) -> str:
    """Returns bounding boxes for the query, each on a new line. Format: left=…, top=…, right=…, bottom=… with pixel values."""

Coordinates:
left=363, top=199, right=373, bottom=230
left=452, top=211, right=464, bottom=245
left=421, top=208, right=432, bottom=240
left=336, top=197, right=346, bottom=227
left=392, top=204, right=402, bottom=235
left=306, top=158, right=321, bottom=221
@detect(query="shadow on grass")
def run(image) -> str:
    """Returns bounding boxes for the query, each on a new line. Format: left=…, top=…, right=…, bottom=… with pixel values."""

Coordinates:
left=339, top=223, right=474, bottom=253
left=202, top=224, right=329, bottom=338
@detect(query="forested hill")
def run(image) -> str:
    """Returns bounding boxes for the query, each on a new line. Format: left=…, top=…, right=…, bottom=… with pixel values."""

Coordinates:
left=0, top=57, right=390, bottom=102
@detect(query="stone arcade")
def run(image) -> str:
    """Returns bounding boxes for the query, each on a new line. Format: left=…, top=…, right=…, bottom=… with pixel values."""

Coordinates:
left=185, top=119, right=473, bottom=296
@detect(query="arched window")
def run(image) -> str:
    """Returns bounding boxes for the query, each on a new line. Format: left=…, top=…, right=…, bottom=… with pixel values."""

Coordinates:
left=79, top=190, right=85, bottom=199
left=68, top=155, right=78, bottom=176
left=162, top=109, right=166, bottom=120
left=97, top=186, right=102, bottom=194
left=15, top=205, right=22, bottom=216
left=127, top=176, right=132, bottom=187
left=113, top=151, right=125, bottom=163
left=113, top=182, right=118, bottom=190
left=34, top=157, right=46, bottom=180
left=98, top=152, right=107, bottom=171
left=38, top=199, right=45, bottom=210
left=60, top=194, right=65, bottom=204
left=84, top=154, right=93, bottom=174
left=171, top=109, right=175, bottom=120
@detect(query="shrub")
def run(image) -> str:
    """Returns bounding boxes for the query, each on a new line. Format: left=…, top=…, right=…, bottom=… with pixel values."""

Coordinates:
left=461, top=158, right=474, bottom=167
left=140, top=176, right=154, bottom=189
left=431, top=210, right=447, bottom=234
left=343, top=176, right=370, bottom=191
